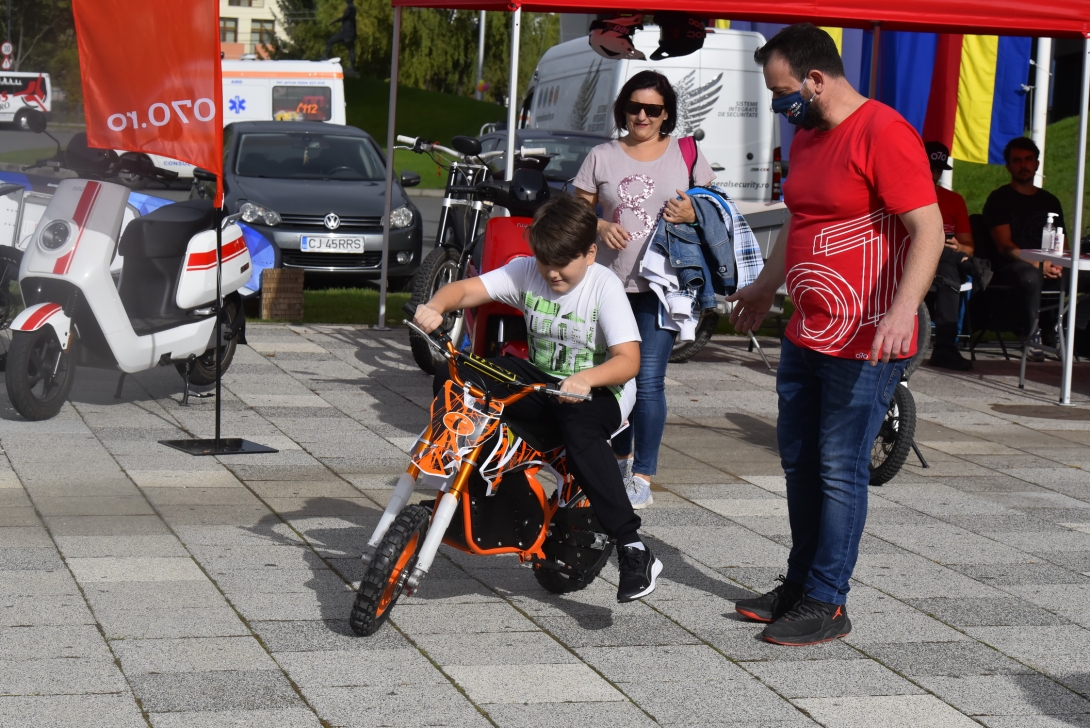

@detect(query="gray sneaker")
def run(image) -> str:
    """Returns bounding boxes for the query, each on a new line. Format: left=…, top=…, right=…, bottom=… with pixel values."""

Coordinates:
left=627, top=475, right=653, bottom=509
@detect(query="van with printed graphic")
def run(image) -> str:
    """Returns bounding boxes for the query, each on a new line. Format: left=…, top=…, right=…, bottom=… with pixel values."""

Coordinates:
left=0, top=72, right=51, bottom=130
left=141, top=59, right=346, bottom=179
left=526, top=28, right=781, bottom=202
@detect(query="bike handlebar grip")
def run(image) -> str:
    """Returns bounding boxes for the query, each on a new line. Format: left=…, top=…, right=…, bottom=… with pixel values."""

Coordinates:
left=396, top=135, right=417, bottom=145
left=402, top=301, right=418, bottom=319
left=521, top=147, right=548, bottom=156
left=159, top=168, right=179, bottom=180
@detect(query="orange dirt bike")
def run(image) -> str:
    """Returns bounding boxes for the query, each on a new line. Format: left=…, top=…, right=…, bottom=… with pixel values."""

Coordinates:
left=349, top=303, right=615, bottom=636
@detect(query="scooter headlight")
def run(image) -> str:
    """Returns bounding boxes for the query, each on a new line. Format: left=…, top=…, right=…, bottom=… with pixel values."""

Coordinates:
left=39, top=220, right=72, bottom=251
left=239, top=201, right=281, bottom=227
left=386, top=206, right=414, bottom=229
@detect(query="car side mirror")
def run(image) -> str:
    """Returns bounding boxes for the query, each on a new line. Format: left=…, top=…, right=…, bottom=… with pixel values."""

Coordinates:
left=400, top=170, right=421, bottom=188
left=193, top=168, right=217, bottom=182
left=451, top=135, right=482, bottom=157
left=25, top=109, right=47, bottom=134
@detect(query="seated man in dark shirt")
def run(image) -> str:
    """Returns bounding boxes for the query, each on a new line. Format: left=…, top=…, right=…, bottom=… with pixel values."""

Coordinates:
left=925, top=141, right=986, bottom=371
left=981, top=137, right=1065, bottom=348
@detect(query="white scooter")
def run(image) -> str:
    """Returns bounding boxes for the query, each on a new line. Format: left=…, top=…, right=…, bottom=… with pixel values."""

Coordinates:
left=7, top=177, right=252, bottom=420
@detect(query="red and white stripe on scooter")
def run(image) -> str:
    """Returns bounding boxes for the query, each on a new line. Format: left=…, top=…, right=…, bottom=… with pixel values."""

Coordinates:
left=15, top=303, right=63, bottom=331
left=52, top=181, right=102, bottom=276
left=185, top=235, right=247, bottom=271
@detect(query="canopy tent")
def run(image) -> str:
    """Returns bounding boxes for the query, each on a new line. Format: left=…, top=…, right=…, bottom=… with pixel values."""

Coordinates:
left=376, top=0, right=1090, bottom=405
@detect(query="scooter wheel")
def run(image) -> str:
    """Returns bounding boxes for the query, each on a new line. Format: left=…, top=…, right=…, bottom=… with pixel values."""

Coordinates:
left=350, top=504, right=429, bottom=636
left=6, top=328, right=78, bottom=421
left=869, top=384, right=916, bottom=486
left=669, top=311, right=719, bottom=363
left=174, top=298, right=240, bottom=386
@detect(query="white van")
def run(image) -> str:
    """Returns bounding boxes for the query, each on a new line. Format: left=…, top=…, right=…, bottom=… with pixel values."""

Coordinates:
left=527, top=28, right=780, bottom=202
left=144, top=59, right=347, bottom=178
left=0, top=72, right=51, bottom=130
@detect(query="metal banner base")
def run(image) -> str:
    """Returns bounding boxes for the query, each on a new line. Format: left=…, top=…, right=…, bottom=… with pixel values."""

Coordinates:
left=160, top=438, right=278, bottom=456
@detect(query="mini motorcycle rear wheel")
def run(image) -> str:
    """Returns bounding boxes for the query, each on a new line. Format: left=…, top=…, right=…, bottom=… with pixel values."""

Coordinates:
left=350, top=504, right=429, bottom=636
left=534, top=495, right=612, bottom=594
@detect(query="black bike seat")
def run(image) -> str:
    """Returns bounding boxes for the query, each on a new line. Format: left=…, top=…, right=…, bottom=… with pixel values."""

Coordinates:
left=119, top=200, right=214, bottom=259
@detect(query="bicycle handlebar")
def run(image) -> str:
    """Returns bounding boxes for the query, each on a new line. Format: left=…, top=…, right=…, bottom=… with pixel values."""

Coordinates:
left=401, top=301, right=591, bottom=401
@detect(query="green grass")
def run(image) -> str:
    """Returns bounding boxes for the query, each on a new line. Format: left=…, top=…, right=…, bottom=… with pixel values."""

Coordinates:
left=952, top=115, right=1090, bottom=236
left=345, top=77, right=504, bottom=148
left=261, top=288, right=413, bottom=325
left=0, top=147, right=54, bottom=165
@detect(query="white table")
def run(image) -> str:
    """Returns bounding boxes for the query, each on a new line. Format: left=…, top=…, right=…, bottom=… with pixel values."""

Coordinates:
left=1019, top=250, right=1089, bottom=402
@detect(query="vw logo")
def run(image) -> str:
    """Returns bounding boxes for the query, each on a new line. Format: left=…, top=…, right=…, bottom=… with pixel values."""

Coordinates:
left=324, top=213, right=341, bottom=230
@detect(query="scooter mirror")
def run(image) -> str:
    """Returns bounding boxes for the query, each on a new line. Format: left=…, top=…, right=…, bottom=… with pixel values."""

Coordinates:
left=24, top=109, right=47, bottom=134
left=400, top=171, right=421, bottom=188
left=451, top=135, right=482, bottom=157
left=65, top=133, right=118, bottom=176
left=193, top=168, right=218, bottom=182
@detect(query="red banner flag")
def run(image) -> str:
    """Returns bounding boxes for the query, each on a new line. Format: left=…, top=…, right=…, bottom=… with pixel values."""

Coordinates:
left=71, top=0, right=223, bottom=204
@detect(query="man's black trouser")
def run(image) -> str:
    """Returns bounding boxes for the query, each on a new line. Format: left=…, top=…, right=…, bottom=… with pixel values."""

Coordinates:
left=930, top=247, right=970, bottom=348
left=990, top=257, right=1043, bottom=341
left=433, top=355, right=641, bottom=546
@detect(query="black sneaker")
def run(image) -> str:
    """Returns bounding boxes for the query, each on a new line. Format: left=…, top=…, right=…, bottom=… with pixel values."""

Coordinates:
left=734, top=575, right=805, bottom=623
left=616, top=543, right=662, bottom=603
left=929, top=345, right=972, bottom=371
left=761, top=596, right=851, bottom=646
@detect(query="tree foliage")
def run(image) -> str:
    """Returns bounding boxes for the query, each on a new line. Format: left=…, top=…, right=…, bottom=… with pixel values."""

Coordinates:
left=273, top=2, right=558, bottom=103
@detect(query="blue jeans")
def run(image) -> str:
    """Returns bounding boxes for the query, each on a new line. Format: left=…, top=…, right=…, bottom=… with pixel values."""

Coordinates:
left=612, top=292, right=676, bottom=475
left=777, top=338, right=905, bottom=605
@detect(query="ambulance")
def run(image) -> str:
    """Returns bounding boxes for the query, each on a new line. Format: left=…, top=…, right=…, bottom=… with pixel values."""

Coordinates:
left=144, top=58, right=347, bottom=179
left=0, top=72, right=51, bottom=130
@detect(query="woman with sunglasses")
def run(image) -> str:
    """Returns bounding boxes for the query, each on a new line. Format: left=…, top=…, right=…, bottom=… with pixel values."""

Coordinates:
left=573, top=70, right=716, bottom=509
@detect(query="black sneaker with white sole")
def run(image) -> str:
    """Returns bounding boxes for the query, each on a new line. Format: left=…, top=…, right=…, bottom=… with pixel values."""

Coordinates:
left=616, top=543, right=662, bottom=603
left=761, top=596, right=851, bottom=646
left=734, top=575, right=806, bottom=623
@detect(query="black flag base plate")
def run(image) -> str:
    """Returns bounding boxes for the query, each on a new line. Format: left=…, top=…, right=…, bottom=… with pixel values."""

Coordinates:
left=159, top=438, right=278, bottom=456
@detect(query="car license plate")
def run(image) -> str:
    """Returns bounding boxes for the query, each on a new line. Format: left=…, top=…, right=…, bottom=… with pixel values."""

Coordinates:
left=300, top=235, right=365, bottom=253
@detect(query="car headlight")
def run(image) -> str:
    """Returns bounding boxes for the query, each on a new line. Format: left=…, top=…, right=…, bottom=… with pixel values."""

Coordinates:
left=387, top=206, right=413, bottom=229
left=239, top=201, right=281, bottom=226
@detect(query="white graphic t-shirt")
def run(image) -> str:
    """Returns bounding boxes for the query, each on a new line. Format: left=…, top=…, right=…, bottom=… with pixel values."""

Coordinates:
left=479, top=258, right=640, bottom=420
left=574, top=136, right=715, bottom=292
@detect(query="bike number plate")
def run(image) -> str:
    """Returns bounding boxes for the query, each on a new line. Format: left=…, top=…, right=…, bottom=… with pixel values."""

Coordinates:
left=300, top=235, right=365, bottom=252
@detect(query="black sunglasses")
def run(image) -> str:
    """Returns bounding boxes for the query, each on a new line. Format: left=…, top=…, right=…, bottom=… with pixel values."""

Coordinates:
left=624, top=101, right=665, bottom=118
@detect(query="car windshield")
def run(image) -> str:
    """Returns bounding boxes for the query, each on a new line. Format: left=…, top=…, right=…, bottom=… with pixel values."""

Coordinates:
left=490, top=136, right=602, bottom=182
left=235, top=132, right=384, bottom=180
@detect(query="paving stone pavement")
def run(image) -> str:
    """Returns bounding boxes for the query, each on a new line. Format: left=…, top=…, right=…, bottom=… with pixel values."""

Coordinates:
left=3, top=324, right=1090, bottom=727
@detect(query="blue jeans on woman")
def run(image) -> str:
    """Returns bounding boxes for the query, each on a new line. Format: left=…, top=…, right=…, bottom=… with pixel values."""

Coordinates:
left=612, top=292, right=677, bottom=475
left=776, top=338, right=905, bottom=606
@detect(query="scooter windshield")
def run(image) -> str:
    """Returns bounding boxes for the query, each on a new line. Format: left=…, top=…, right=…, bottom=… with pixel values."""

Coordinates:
left=413, top=380, right=503, bottom=478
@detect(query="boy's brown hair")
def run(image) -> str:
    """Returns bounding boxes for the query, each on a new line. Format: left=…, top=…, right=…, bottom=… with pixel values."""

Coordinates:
left=527, top=195, right=598, bottom=266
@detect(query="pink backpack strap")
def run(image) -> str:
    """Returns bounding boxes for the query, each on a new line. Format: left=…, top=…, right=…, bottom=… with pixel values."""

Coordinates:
left=679, top=135, right=697, bottom=188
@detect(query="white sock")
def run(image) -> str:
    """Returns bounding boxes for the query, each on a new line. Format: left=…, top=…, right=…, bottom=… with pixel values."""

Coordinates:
left=624, top=541, right=646, bottom=551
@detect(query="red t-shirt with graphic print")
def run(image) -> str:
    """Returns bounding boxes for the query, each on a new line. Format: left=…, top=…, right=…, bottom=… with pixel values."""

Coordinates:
left=782, top=100, right=936, bottom=360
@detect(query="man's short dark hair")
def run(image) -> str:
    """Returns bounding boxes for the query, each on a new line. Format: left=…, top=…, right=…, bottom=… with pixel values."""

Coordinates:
left=612, top=70, right=678, bottom=136
left=1003, top=136, right=1040, bottom=164
left=527, top=196, right=598, bottom=265
left=753, top=23, right=845, bottom=81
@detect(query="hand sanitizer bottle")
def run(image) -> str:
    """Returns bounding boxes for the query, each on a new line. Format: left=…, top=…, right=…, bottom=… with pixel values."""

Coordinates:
left=1042, top=213, right=1058, bottom=250
left=1053, top=227, right=1065, bottom=255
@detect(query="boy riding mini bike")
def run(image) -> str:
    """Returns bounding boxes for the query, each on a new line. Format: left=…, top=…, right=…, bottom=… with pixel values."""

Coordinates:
left=350, top=196, right=662, bottom=636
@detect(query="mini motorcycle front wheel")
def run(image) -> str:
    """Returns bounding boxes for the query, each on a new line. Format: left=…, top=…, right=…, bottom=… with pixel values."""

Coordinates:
left=350, top=504, right=429, bottom=636
left=6, top=328, right=78, bottom=421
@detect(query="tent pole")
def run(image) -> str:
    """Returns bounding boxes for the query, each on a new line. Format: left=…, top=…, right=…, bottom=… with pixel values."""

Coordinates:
left=475, top=10, right=487, bottom=101
left=1060, top=35, right=1089, bottom=406
left=868, top=23, right=881, bottom=99
left=504, top=7, right=521, bottom=182
left=378, top=5, right=402, bottom=330
left=1031, top=38, right=1053, bottom=188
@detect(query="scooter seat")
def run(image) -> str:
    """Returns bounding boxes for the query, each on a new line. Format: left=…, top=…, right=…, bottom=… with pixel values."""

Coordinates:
left=119, top=200, right=214, bottom=259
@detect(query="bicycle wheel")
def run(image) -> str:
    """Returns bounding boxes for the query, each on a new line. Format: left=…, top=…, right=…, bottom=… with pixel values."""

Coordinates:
left=903, top=302, right=931, bottom=380
left=669, top=311, right=718, bottom=363
left=409, top=246, right=464, bottom=374
left=869, top=384, right=916, bottom=486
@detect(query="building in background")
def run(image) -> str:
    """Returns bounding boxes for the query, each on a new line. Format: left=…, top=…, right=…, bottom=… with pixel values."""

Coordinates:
left=220, top=0, right=287, bottom=59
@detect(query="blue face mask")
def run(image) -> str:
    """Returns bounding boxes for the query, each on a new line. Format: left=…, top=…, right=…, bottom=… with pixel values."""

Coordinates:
left=771, top=81, right=813, bottom=127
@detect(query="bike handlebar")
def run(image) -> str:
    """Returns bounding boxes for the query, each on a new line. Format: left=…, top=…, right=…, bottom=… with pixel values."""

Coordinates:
left=401, top=301, right=591, bottom=401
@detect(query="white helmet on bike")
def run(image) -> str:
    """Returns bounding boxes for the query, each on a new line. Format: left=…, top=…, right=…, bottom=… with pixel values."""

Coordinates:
left=588, top=14, right=646, bottom=60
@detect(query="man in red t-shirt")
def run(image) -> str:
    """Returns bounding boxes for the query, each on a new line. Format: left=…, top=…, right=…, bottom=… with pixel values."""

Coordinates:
left=727, top=24, right=944, bottom=646
left=924, top=141, right=983, bottom=370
